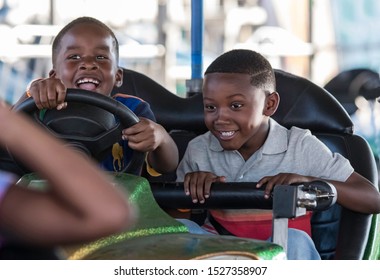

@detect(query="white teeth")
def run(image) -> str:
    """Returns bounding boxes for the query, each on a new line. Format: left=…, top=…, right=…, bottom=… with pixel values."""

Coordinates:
left=221, top=131, right=234, bottom=137
left=77, top=78, right=99, bottom=85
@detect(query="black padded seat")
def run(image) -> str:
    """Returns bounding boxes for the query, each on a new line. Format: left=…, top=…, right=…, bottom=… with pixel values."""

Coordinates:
left=112, top=69, right=206, bottom=134
left=274, top=70, right=378, bottom=259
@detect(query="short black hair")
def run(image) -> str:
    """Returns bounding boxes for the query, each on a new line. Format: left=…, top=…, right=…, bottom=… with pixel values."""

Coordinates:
left=52, top=16, right=119, bottom=65
left=205, top=49, right=276, bottom=93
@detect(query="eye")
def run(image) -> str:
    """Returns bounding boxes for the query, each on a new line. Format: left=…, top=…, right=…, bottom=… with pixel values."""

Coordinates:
left=231, top=103, right=243, bottom=110
left=96, top=55, right=107, bottom=60
left=204, top=104, right=216, bottom=111
left=68, top=54, right=80, bottom=60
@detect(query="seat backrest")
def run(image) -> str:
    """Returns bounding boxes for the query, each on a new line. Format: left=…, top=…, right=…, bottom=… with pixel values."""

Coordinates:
left=274, top=69, right=378, bottom=259
left=112, top=68, right=207, bottom=134
left=114, top=68, right=379, bottom=259
left=324, top=68, right=380, bottom=115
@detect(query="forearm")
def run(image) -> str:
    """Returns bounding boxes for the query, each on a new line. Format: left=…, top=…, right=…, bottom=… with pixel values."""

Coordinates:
left=327, top=173, right=380, bottom=214
left=0, top=186, right=129, bottom=245
left=147, top=136, right=179, bottom=173
left=2, top=110, right=99, bottom=186
left=0, top=109, right=131, bottom=224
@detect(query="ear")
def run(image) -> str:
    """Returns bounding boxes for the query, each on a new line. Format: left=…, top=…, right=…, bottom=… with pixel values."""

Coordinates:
left=48, top=69, right=56, bottom=78
left=263, top=91, right=280, bottom=116
left=115, top=67, right=123, bottom=88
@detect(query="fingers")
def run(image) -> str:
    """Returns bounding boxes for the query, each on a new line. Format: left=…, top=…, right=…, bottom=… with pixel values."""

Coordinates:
left=183, top=174, right=191, bottom=196
left=257, top=177, right=273, bottom=199
left=184, top=172, right=224, bottom=204
left=122, top=118, right=162, bottom=152
left=257, top=174, right=288, bottom=199
left=257, top=173, right=312, bottom=199
left=56, top=102, right=68, bottom=110
left=205, top=175, right=226, bottom=199
left=29, top=78, right=66, bottom=110
left=185, top=172, right=204, bottom=203
left=122, top=118, right=147, bottom=137
left=55, top=88, right=67, bottom=110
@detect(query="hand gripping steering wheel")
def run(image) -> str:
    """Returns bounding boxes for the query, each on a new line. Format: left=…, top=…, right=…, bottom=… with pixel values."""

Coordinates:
left=12, top=88, right=145, bottom=175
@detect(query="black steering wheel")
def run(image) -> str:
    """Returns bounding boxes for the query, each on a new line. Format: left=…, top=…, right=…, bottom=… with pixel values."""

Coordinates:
left=12, top=88, right=145, bottom=175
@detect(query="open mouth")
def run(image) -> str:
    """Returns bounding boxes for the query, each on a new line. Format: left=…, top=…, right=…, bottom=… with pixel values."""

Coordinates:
left=218, top=130, right=236, bottom=140
left=76, top=78, right=100, bottom=91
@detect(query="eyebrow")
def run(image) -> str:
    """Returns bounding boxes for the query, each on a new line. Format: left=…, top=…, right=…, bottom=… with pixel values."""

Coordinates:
left=64, top=44, right=112, bottom=52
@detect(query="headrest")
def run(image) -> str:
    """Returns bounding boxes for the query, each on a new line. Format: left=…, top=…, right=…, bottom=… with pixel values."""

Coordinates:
left=324, top=68, right=380, bottom=115
left=273, top=69, right=353, bottom=134
left=112, top=69, right=207, bottom=134
left=113, top=68, right=353, bottom=135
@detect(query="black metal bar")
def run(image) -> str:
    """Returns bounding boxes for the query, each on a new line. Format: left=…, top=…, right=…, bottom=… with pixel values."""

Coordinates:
left=150, top=182, right=273, bottom=209
left=151, top=181, right=336, bottom=212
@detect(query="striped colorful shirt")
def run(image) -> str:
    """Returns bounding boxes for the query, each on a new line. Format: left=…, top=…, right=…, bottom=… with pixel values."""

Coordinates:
left=99, top=93, right=155, bottom=173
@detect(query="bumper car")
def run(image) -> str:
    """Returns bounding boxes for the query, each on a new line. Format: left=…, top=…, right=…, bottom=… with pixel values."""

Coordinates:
left=6, top=67, right=380, bottom=260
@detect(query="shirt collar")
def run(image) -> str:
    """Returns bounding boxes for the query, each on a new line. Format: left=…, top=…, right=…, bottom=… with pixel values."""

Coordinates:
left=209, top=131, right=223, bottom=152
left=262, top=118, right=288, bottom=155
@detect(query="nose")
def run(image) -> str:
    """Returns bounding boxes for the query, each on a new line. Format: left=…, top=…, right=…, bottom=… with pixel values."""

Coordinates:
left=80, top=56, right=98, bottom=70
left=214, top=107, right=230, bottom=124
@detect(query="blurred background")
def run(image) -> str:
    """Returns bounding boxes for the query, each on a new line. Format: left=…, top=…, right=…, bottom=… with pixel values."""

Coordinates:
left=1, top=0, right=380, bottom=159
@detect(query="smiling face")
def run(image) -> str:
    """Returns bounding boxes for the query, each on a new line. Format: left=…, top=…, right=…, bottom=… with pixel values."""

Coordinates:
left=50, top=22, right=122, bottom=96
left=203, top=72, right=279, bottom=160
